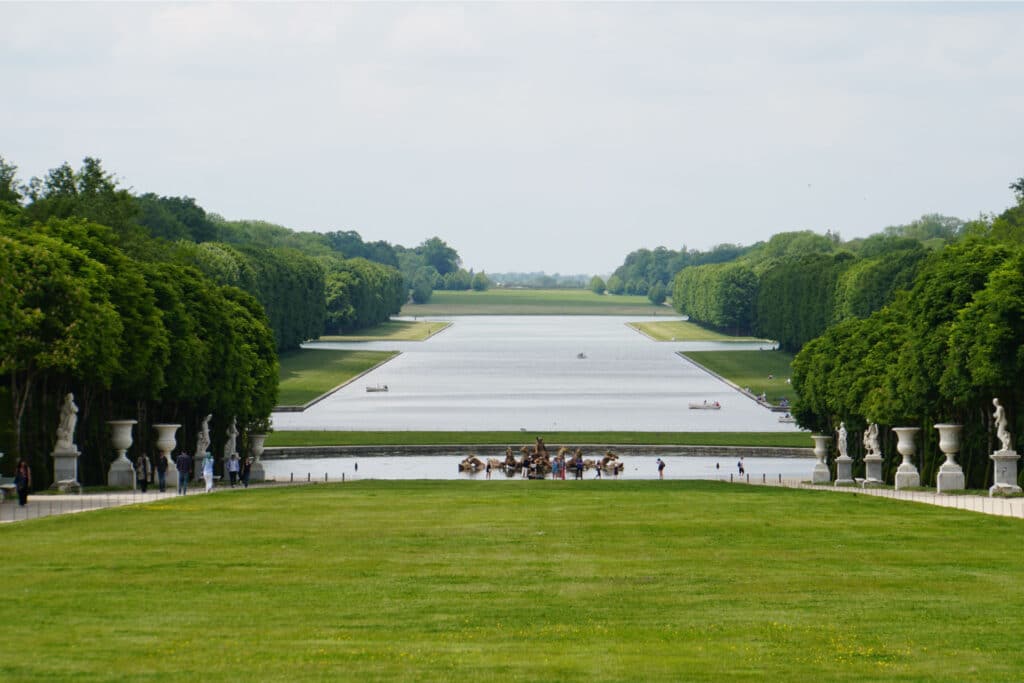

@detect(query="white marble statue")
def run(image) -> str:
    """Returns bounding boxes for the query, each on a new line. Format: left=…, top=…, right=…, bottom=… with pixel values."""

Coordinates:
left=863, top=422, right=880, bottom=457
left=55, top=392, right=79, bottom=451
left=224, top=416, right=238, bottom=457
left=837, top=422, right=848, bottom=458
left=993, top=398, right=1013, bottom=452
left=196, top=413, right=212, bottom=456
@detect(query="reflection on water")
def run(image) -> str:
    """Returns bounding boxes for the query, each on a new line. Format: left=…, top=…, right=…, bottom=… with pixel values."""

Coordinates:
left=262, top=455, right=814, bottom=482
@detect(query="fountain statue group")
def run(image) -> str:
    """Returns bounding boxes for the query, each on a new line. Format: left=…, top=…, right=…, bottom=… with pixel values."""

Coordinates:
left=812, top=397, right=1020, bottom=496
left=459, top=437, right=623, bottom=479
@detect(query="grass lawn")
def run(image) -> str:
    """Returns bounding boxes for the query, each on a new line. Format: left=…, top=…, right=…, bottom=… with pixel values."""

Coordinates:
left=629, top=320, right=769, bottom=342
left=682, top=350, right=797, bottom=404
left=277, top=348, right=399, bottom=406
left=265, top=430, right=810, bottom=448
left=317, top=320, right=451, bottom=342
left=401, top=288, right=672, bottom=316
left=3, top=481, right=1023, bottom=681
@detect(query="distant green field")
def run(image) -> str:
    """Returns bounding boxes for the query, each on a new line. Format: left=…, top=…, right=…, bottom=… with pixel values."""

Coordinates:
left=629, top=320, right=769, bottom=342
left=4, top=481, right=1023, bottom=681
left=317, top=320, right=450, bottom=342
left=277, top=349, right=399, bottom=406
left=401, top=288, right=672, bottom=316
left=682, top=350, right=796, bottom=404
left=266, top=430, right=810, bottom=448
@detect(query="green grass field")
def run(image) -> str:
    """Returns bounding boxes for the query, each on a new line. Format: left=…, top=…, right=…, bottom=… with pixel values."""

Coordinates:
left=629, top=320, right=768, bottom=342
left=265, top=430, right=810, bottom=448
left=317, top=320, right=451, bottom=342
left=401, top=288, right=671, bottom=316
left=4, top=481, right=1023, bottom=681
left=277, top=348, right=399, bottom=406
left=682, top=350, right=797, bottom=404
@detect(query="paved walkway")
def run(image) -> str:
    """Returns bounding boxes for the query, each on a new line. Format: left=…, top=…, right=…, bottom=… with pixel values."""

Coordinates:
left=727, top=475, right=1024, bottom=519
left=4, top=477, right=1022, bottom=524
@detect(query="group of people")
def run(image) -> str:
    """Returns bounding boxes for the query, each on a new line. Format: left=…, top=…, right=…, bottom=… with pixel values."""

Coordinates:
left=135, top=451, right=254, bottom=495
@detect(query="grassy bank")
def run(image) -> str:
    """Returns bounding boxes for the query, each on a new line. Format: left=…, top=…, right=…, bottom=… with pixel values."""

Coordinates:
left=682, top=350, right=797, bottom=404
left=4, top=481, right=1023, bottom=681
left=401, top=288, right=671, bottom=316
left=317, top=320, right=450, bottom=342
left=277, top=348, right=399, bottom=406
left=265, top=431, right=810, bottom=448
left=629, top=320, right=769, bottom=342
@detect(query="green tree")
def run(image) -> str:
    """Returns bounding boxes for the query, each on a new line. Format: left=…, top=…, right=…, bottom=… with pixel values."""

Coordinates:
left=471, top=271, right=491, bottom=291
left=589, top=276, right=606, bottom=294
left=417, top=237, right=460, bottom=276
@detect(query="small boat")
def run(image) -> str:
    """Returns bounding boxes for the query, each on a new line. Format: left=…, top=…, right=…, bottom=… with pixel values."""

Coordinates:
left=778, top=414, right=796, bottom=423
left=577, top=352, right=587, bottom=359
left=688, top=401, right=721, bottom=410
left=366, top=384, right=389, bottom=393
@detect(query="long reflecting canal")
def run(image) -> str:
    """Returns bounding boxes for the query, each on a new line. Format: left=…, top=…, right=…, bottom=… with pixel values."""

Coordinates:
left=272, top=316, right=805, bottom=434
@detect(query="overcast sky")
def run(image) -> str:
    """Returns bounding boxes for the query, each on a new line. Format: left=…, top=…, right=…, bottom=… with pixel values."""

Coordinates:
left=3, top=2, right=1022, bottom=275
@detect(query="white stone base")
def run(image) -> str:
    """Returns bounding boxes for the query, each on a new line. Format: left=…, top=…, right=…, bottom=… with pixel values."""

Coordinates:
left=863, top=456, right=883, bottom=486
left=990, top=450, right=1020, bottom=496
left=936, top=464, right=965, bottom=493
left=811, top=463, right=830, bottom=484
left=107, top=455, right=136, bottom=488
left=51, top=448, right=81, bottom=486
left=834, top=456, right=854, bottom=485
left=894, top=463, right=920, bottom=490
left=249, top=461, right=266, bottom=483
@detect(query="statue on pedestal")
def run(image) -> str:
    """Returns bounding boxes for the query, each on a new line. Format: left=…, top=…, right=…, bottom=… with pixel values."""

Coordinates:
left=224, top=417, right=238, bottom=457
left=196, top=414, right=212, bottom=456
left=863, top=422, right=879, bottom=457
left=55, top=393, right=78, bottom=452
left=837, top=422, right=848, bottom=458
left=993, top=398, right=1013, bottom=452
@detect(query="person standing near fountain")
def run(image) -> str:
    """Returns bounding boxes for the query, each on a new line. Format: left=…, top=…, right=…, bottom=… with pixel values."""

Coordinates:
left=175, top=451, right=192, bottom=495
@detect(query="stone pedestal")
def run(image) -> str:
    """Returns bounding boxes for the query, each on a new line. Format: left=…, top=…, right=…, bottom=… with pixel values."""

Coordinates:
left=934, top=424, right=965, bottom=493
left=51, top=447, right=81, bottom=485
left=893, top=427, right=920, bottom=490
left=863, top=455, right=884, bottom=487
left=106, top=420, right=138, bottom=489
left=249, top=433, right=267, bottom=483
left=811, top=435, right=831, bottom=484
left=834, top=455, right=854, bottom=486
left=990, top=450, right=1022, bottom=496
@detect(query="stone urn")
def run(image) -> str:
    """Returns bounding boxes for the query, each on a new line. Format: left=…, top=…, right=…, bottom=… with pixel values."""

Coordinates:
left=107, top=419, right=138, bottom=488
left=811, top=435, right=831, bottom=484
left=248, top=433, right=267, bottom=483
left=153, top=424, right=180, bottom=491
left=934, top=423, right=965, bottom=493
left=893, top=427, right=920, bottom=490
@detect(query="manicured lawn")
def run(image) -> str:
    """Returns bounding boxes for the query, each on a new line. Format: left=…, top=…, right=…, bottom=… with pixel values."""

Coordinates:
left=265, top=430, right=810, bottom=448
left=401, top=288, right=672, bottom=315
left=629, top=320, right=769, bottom=342
left=277, top=348, right=399, bottom=406
left=317, top=320, right=451, bottom=342
left=3, top=481, right=1023, bottom=681
left=682, top=350, right=797, bottom=404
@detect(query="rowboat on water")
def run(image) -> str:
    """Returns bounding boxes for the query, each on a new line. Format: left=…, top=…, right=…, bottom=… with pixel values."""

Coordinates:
left=366, top=384, right=389, bottom=393
left=688, top=401, right=721, bottom=410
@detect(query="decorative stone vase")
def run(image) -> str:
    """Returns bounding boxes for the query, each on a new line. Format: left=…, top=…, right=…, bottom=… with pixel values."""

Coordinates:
left=893, top=427, right=920, bottom=490
left=107, top=419, right=138, bottom=488
left=249, top=433, right=267, bottom=483
left=934, top=423, right=965, bottom=493
left=153, top=423, right=180, bottom=490
left=811, top=435, right=831, bottom=484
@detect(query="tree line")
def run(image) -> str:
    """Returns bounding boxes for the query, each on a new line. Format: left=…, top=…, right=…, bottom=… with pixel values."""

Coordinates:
left=0, top=155, right=473, bottom=485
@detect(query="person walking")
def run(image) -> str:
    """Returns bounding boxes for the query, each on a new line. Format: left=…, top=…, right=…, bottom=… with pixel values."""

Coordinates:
left=226, top=453, right=241, bottom=487
left=240, top=456, right=252, bottom=488
left=14, top=458, right=32, bottom=507
left=175, top=451, right=192, bottom=495
left=657, top=458, right=666, bottom=480
left=155, top=450, right=169, bottom=493
left=135, top=453, right=151, bottom=493
left=202, top=451, right=215, bottom=493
